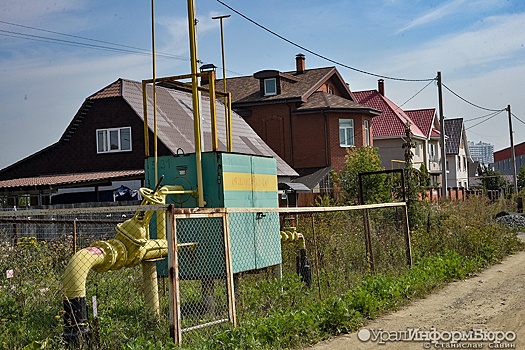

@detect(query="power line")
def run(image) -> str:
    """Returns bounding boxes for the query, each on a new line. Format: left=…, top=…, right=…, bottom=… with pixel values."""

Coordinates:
left=442, top=83, right=502, bottom=112
left=512, top=113, right=525, bottom=126
left=0, top=20, right=245, bottom=75
left=464, top=109, right=506, bottom=123
left=216, top=0, right=435, bottom=83
left=398, top=79, right=436, bottom=108
left=0, top=19, right=188, bottom=61
left=0, top=30, right=156, bottom=57
left=465, top=109, right=505, bottom=130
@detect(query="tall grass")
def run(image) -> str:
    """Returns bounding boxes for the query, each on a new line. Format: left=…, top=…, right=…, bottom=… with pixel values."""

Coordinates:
left=0, top=197, right=523, bottom=349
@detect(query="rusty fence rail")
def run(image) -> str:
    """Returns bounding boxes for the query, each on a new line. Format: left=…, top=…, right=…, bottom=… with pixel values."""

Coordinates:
left=0, top=202, right=410, bottom=348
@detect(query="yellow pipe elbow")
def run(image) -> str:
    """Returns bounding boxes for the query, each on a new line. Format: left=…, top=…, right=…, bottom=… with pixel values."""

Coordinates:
left=63, top=247, right=107, bottom=299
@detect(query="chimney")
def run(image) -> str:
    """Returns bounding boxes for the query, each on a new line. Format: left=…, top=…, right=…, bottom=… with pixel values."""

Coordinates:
left=295, top=53, right=305, bottom=74
left=378, top=79, right=385, bottom=96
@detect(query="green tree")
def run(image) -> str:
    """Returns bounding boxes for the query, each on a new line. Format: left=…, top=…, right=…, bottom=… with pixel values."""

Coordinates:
left=518, top=165, right=525, bottom=191
left=402, top=122, right=426, bottom=228
left=419, top=163, right=431, bottom=187
left=479, top=164, right=508, bottom=191
left=332, top=146, right=389, bottom=204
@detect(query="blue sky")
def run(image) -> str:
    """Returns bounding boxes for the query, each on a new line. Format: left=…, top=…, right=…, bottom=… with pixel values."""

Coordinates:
left=1, top=0, right=525, bottom=169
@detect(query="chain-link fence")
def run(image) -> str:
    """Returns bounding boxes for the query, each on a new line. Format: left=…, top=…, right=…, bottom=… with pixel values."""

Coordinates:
left=0, top=202, right=410, bottom=348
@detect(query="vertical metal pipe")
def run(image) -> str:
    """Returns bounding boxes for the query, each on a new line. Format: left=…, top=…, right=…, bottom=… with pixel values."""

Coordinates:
left=187, top=0, right=205, bottom=207
left=222, top=212, right=237, bottom=327
left=402, top=205, right=412, bottom=267
left=151, top=0, right=158, bottom=183
left=142, top=260, right=160, bottom=317
left=73, top=218, right=77, bottom=254
left=311, top=214, right=322, bottom=301
left=142, top=81, right=149, bottom=157
left=209, top=70, right=219, bottom=151
left=363, top=209, right=374, bottom=272
left=212, top=14, right=231, bottom=151
left=167, top=206, right=182, bottom=345
left=227, top=93, right=233, bottom=152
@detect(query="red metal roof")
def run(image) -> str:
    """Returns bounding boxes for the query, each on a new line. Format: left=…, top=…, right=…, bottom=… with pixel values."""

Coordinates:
left=0, top=170, right=144, bottom=189
left=353, top=90, right=426, bottom=139
left=405, top=108, right=437, bottom=139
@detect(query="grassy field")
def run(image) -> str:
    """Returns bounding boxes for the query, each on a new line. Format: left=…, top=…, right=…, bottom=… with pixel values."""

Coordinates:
left=0, top=197, right=523, bottom=349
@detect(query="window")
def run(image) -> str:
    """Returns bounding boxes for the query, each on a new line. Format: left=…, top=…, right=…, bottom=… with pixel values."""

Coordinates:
left=339, top=119, right=354, bottom=147
left=97, top=127, right=132, bottom=153
left=429, top=144, right=437, bottom=162
left=264, top=78, right=277, bottom=96
left=415, top=141, right=420, bottom=157
left=328, top=85, right=334, bottom=94
left=364, top=120, right=370, bottom=146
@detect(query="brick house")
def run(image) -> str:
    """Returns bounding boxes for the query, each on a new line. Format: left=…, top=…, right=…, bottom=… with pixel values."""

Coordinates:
left=212, top=54, right=380, bottom=194
left=0, top=79, right=297, bottom=207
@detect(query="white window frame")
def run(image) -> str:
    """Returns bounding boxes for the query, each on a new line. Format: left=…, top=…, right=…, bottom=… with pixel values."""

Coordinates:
left=264, top=78, right=277, bottom=96
left=339, top=119, right=354, bottom=147
left=96, top=127, right=132, bottom=154
left=364, top=120, right=370, bottom=146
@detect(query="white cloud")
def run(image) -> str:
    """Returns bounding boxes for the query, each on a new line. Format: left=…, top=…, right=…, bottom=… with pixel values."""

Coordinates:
left=395, top=0, right=504, bottom=34
left=386, top=12, right=525, bottom=78
left=157, top=12, right=219, bottom=58
left=396, top=0, right=466, bottom=34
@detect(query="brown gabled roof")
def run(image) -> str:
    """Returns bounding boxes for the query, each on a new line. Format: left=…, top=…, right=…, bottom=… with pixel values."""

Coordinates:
left=0, top=170, right=143, bottom=191
left=215, top=67, right=350, bottom=105
left=295, top=91, right=379, bottom=114
left=88, top=79, right=122, bottom=100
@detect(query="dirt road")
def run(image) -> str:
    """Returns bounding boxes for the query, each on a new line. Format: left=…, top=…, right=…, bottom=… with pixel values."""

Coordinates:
left=309, top=237, right=525, bottom=349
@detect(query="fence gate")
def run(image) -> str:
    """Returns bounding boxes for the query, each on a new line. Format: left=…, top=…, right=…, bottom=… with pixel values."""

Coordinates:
left=167, top=210, right=235, bottom=345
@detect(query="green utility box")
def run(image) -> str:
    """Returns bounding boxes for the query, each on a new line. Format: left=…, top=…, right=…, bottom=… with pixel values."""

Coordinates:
left=145, top=152, right=282, bottom=277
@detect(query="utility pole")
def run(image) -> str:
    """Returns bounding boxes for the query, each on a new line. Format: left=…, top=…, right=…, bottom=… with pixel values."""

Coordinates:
left=437, top=72, right=447, bottom=198
left=508, top=105, right=518, bottom=193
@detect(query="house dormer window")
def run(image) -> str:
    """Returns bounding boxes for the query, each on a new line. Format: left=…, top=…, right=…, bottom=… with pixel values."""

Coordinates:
left=264, top=78, right=277, bottom=96
left=97, top=127, right=132, bottom=153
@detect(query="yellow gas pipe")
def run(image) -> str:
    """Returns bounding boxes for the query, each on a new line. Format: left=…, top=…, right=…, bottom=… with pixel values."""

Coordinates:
left=280, top=226, right=311, bottom=286
left=62, top=184, right=195, bottom=345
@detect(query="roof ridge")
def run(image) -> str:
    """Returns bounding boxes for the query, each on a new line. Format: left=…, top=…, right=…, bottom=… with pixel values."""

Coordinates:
left=301, top=67, right=338, bottom=100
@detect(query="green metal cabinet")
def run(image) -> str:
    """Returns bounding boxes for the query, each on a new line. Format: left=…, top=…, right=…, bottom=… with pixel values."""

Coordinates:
left=145, top=152, right=282, bottom=277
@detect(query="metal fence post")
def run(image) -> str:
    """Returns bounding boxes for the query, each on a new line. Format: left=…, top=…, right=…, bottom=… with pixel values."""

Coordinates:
left=167, top=205, right=182, bottom=345
left=222, top=211, right=237, bottom=327
left=363, top=209, right=375, bottom=272
left=402, top=204, right=413, bottom=267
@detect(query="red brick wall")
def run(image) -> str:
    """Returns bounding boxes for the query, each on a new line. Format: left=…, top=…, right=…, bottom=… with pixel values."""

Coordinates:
left=291, top=113, right=328, bottom=169
left=238, top=103, right=376, bottom=172
left=241, top=104, right=293, bottom=166
left=326, top=112, right=375, bottom=172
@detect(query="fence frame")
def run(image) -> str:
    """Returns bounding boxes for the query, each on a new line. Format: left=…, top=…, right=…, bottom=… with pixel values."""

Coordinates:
left=0, top=202, right=411, bottom=347
left=165, top=202, right=411, bottom=345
